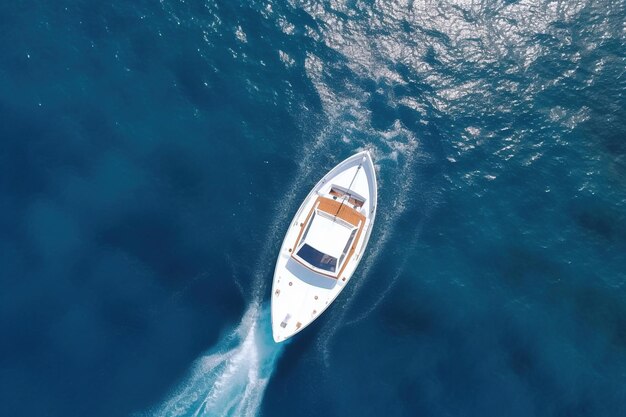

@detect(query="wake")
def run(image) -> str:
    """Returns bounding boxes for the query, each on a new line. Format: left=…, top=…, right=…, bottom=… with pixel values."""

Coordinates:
left=149, top=304, right=281, bottom=417
left=143, top=117, right=338, bottom=417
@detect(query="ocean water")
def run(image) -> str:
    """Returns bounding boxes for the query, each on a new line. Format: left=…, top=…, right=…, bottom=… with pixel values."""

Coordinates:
left=1, top=0, right=625, bottom=416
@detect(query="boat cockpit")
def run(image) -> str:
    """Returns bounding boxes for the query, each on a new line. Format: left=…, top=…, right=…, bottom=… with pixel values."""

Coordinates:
left=291, top=193, right=365, bottom=278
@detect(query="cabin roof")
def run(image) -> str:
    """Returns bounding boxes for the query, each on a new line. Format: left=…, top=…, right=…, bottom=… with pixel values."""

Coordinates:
left=304, top=211, right=354, bottom=258
left=291, top=196, right=367, bottom=277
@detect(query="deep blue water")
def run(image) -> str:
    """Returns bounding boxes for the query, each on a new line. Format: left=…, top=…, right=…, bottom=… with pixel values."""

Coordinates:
left=1, top=0, right=626, bottom=416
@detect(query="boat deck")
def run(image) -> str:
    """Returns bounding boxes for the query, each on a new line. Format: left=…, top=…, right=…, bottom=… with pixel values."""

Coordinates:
left=271, top=151, right=377, bottom=342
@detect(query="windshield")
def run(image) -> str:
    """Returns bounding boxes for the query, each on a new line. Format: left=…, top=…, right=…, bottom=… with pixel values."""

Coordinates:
left=296, top=244, right=337, bottom=273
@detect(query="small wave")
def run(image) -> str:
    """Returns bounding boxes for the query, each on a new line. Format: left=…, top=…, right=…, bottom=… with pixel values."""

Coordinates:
left=344, top=214, right=428, bottom=327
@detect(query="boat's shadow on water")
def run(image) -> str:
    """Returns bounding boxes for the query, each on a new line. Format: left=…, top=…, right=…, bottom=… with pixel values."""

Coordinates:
left=146, top=303, right=284, bottom=417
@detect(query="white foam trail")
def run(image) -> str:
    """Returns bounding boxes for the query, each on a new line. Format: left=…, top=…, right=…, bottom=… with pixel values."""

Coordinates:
left=149, top=304, right=282, bottom=417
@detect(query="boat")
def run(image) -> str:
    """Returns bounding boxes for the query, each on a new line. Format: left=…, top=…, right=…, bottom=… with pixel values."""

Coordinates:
left=271, top=151, right=377, bottom=342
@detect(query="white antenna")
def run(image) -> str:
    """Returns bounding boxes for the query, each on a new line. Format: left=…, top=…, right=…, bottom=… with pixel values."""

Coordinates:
left=333, top=156, right=365, bottom=221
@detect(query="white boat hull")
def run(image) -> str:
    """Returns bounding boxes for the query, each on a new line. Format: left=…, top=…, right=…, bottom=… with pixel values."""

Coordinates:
left=271, top=151, right=377, bottom=342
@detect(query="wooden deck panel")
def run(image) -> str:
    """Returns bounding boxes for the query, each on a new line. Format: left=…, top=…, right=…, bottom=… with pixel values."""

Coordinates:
left=316, top=197, right=365, bottom=226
